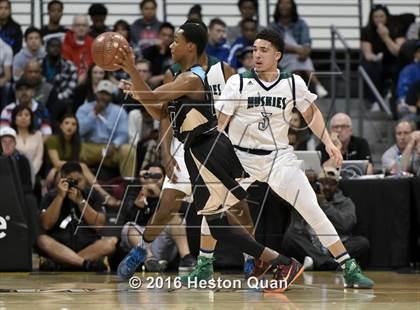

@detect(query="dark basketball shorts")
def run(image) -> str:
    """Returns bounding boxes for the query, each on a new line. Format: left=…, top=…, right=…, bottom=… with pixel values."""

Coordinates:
left=184, top=131, right=249, bottom=216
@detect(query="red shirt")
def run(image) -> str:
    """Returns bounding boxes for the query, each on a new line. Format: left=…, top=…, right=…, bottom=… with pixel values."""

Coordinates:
left=62, top=30, right=94, bottom=77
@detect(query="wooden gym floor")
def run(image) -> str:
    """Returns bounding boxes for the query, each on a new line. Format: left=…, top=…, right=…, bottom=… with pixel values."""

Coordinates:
left=0, top=271, right=419, bottom=309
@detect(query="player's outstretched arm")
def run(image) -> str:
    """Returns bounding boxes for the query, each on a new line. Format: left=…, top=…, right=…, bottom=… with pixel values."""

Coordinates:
left=116, top=45, right=200, bottom=120
left=302, top=103, right=343, bottom=168
left=159, top=69, right=179, bottom=182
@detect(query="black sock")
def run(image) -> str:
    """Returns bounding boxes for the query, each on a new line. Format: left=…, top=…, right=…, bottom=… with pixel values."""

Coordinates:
left=270, top=254, right=292, bottom=266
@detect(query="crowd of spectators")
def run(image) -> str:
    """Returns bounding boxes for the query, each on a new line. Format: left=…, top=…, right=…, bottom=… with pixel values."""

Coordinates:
left=0, top=0, right=419, bottom=272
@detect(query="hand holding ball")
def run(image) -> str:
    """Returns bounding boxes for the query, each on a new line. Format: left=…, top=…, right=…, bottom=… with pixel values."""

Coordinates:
left=91, top=32, right=129, bottom=71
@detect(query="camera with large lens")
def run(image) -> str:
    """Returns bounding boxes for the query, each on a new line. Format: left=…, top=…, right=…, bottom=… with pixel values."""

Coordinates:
left=142, top=172, right=163, bottom=179
left=66, top=178, right=79, bottom=189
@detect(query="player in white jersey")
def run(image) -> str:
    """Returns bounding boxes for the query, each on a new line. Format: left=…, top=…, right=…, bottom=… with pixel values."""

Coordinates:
left=186, top=29, right=374, bottom=289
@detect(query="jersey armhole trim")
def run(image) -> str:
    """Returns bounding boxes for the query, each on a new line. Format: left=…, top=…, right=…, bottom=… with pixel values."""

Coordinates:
left=239, top=74, right=243, bottom=94
left=221, top=61, right=226, bottom=81
left=291, top=74, right=296, bottom=108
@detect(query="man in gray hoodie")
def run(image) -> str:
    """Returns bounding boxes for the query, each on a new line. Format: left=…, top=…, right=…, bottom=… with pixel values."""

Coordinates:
left=13, top=26, right=46, bottom=81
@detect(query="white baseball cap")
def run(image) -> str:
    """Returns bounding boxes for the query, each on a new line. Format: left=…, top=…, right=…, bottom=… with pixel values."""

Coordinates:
left=96, top=80, right=115, bottom=95
left=0, top=127, right=16, bottom=139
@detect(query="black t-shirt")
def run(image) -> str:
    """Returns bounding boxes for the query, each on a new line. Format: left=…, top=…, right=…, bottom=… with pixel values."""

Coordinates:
left=316, top=136, right=373, bottom=164
left=142, top=45, right=173, bottom=75
left=39, top=187, right=105, bottom=235
left=360, top=23, right=405, bottom=64
left=118, top=184, right=159, bottom=227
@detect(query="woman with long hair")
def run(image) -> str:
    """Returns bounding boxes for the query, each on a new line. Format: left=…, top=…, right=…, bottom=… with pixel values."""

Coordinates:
left=45, top=114, right=121, bottom=207
left=269, top=0, right=328, bottom=98
left=361, top=4, right=406, bottom=112
left=11, top=105, right=44, bottom=175
left=72, top=64, right=110, bottom=112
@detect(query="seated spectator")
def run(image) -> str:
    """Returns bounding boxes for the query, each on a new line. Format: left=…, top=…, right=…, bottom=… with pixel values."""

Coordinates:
left=23, top=59, right=57, bottom=113
left=228, top=18, right=258, bottom=69
left=0, top=126, right=33, bottom=192
left=40, top=0, right=67, bottom=44
left=45, top=114, right=121, bottom=208
left=405, top=80, right=420, bottom=128
left=282, top=167, right=370, bottom=270
left=41, top=38, right=77, bottom=121
left=288, top=109, right=316, bottom=150
left=119, top=163, right=196, bottom=272
left=131, top=0, right=162, bottom=52
left=360, top=5, right=406, bottom=110
left=73, top=64, right=110, bottom=112
left=112, top=19, right=141, bottom=82
left=142, top=22, right=174, bottom=88
left=10, top=105, right=43, bottom=175
left=206, top=18, right=230, bottom=63
left=1, top=126, right=39, bottom=245
left=316, top=113, right=374, bottom=174
left=88, top=3, right=110, bottom=38
left=0, top=37, right=12, bottom=109
left=13, top=27, right=46, bottom=81
left=187, top=4, right=202, bottom=21
left=397, top=41, right=420, bottom=116
left=62, top=15, right=94, bottom=83
left=1, top=77, right=52, bottom=136
left=0, top=0, right=23, bottom=55
left=227, top=0, right=261, bottom=44
left=382, top=120, right=416, bottom=174
left=76, top=80, right=135, bottom=177
left=36, top=162, right=118, bottom=271
left=237, top=46, right=254, bottom=73
left=269, top=0, right=328, bottom=98
left=402, top=130, right=420, bottom=176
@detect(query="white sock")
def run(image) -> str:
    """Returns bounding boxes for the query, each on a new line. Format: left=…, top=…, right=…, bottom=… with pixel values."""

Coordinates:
left=335, top=252, right=351, bottom=269
left=199, top=248, right=214, bottom=259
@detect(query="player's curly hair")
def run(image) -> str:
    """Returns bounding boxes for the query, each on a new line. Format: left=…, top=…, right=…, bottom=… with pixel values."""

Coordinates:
left=255, top=28, right=285, bottom=54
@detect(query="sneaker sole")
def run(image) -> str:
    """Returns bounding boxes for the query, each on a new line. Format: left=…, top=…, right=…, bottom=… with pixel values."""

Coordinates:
left=264, top=265, right=304, bottom=294
left=178, top=266, right=196, bottom=272
left=344, top=282, right=374, bottom=289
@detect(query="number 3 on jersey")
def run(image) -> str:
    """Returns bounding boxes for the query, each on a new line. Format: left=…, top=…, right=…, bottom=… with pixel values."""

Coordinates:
left=258, top=112, right=272, bottom=131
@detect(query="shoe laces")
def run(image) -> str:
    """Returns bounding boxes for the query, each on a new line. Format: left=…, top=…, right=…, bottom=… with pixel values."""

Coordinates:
left=244, top=259, right=254, bottom=274
left=189, top=257, right=213, bottom=277
left=125, top=248, right=143, bottom=269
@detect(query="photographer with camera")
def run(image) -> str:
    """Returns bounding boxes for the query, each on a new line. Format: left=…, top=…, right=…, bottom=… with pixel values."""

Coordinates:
left=36, top=162, right=117, bottom=271
left=282, top=167, right=370, bottom=270
left=119, top=163, right=196, bottom=272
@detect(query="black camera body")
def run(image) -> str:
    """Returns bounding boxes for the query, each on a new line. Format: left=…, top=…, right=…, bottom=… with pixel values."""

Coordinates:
left=66, top=178, right=79, bottom=189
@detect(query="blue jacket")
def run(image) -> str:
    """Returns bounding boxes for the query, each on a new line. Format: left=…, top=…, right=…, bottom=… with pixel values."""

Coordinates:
left=397, top=61, right=420, bottom=101
left=228, top=36, right=251, bottom=69
left=76, top=101, right=128, bottom=146
left=0, top=17, right=23, bottom=55
left=206, top=39, right=230, bottom=63
left=269, top=18, right=312, bottom=46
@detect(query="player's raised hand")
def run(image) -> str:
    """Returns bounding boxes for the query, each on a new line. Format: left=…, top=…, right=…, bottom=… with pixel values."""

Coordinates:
left=115, top=45, right=136, bottom=73
left=118, top=79, right=140, bottom=101
left=325, top=142, right=343, bottom=168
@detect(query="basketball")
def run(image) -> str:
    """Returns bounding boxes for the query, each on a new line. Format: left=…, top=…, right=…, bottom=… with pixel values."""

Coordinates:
left=91, top=32, right=129, bottom=71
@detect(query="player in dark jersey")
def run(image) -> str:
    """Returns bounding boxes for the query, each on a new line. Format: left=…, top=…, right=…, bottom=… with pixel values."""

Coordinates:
left=115, top=23, right=303, bottom=293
